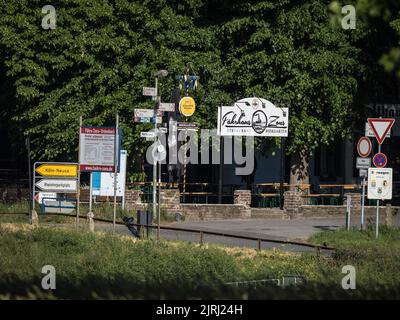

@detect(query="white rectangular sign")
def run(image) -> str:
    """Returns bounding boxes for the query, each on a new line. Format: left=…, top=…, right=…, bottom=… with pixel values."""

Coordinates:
left=217, top=104, right=289, bottom=137
left=99, top=150, right=127, bottom=197
left=356, top=157, right=371, bottom=169
left=159, top=103, right=175, bottom=112
left=365, top=122, right=390, bottom=138
left=35, top=179, right=78, bottom=193
left=42, top=200, right=76, bottom=214
left=140, top=131, right=155, bottom=138
left=367, top=168, right=392, bottom=200
left=79, top=127, right=116, bottom=172
left=35, top=192, right=57, bottom=204
left=134, top=109, right=155, bottom=118
left=142, top=87, right=157, bottom=97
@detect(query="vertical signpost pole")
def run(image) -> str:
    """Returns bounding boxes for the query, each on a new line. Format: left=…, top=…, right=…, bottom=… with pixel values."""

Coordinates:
left=361, top=175, right=366, bottom=230
left=158, top=160, right=161, bottom=241
left=153, top=78, right=158, bottom=236
left=77, top=116, right=82, bottom=227
left=113, top=114, right=119, bottom=233
left=376, top=144, right=381, bottom=239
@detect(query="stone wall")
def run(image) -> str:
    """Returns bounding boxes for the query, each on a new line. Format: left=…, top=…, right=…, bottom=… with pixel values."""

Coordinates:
left=283, top=191, right=304, bottom=217
left=343, top=193, right=362, bottom=207
left=233, top=190, right=251, bottom=207
left=181, top=204, right=251, bottom=221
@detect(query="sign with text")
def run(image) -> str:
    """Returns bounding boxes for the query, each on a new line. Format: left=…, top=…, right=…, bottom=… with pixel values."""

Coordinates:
left=367, top=168, right=392, bottom=200
left=35, top=164, right=78, bottom=177
left=217, top=97, right=289, bottom=137
left=79, top=127, right=116, bottom=172
left=356, top=157, right=371, bottom=169
left=35, top=179, right=78, bottom=193
left=142, top=87, right=157, bottom=97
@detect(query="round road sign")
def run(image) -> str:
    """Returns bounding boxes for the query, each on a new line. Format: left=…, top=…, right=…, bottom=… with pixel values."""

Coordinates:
left=357, top=136, right=372, bottom=158
left=373, top=152, right=387, bottom=168
left=179, top=96, right=196, bottom=117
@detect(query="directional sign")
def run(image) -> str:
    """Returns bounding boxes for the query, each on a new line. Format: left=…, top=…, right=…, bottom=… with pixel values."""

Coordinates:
left=140, top=131, right=155, bottom=138
left=41, top=200, right=76, bottom=214
left=373, top=152, right=387, bottom=168
left=368, top=168, right=392, bottom=200
left=356, top=157, right=371, bottom=169
left=177, top=122, right=199, bottom=131
left=34, top=192, right=57, bottom=204
left=367, top=118, right=395, bottom=144
left=142, top=87, right=157, bottom=97
left=35, top=164, right=77, bottom=177
left=356, top=137, right=372, bottom=158
left=158, top=103, right=175, bottom=112
left=35, top=179, right=78, bottom=193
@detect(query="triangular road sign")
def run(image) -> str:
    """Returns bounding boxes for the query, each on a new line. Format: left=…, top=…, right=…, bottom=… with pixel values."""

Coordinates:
left=367, top=118, right=395, bottom=144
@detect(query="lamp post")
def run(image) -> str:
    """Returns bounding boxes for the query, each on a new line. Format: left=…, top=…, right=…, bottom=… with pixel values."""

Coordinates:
left=153, top=70, right=168, bottom=240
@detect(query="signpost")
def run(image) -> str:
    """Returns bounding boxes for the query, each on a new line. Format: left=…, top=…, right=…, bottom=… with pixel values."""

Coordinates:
left=142, top=87, right=157, bottom=97
left=177, top=122, right=199, bottom=131
left=32, top=162, right=79, bottom=223
left=35, top=179, right=78, bottom=193
left=140, top=131, right=156, bottom=139
left=356, top=157, right=371, bottom=169
left=365, top=122, right=390, bottom=138
left=159, top=102, right=175, bottom=112
left=35, top=164, right=77, bottom=177
left=367, top=117, right=395, bottom=238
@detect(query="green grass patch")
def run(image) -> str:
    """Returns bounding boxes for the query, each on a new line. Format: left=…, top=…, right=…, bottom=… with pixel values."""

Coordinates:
left=1, top=224, right=400, bottom=299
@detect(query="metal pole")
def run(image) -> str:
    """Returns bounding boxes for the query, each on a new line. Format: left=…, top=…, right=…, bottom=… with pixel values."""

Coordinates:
left=218, top=136, right=223, bottom=204
left=376, top=144, right=381, bottom=238
left=31, top=162, right=38, bottom=225
left=77, top=116, right=82, bottom=227
left=89, top=172, right=93, bottom=213
left=153, top=77, right=158, bottom=233
left=280, top=137, right=285, bottom=210
left=158, top=160, right=161, bottom=241
left=361, top=176, right=366, bottom=230
left=113, top=114, right=119, bottom=233
left=26, top=138, right=32, bottom=217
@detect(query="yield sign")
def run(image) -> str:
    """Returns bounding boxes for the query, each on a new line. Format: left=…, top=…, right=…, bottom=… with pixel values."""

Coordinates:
left=367, top=118, right=395, bottom=144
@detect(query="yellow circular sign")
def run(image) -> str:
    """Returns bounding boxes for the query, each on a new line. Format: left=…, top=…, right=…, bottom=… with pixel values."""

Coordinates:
left=179, top=96, right=196, bottom=117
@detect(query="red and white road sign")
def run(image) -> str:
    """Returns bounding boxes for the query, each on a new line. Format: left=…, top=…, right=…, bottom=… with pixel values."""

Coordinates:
left=34, top=192, right=57, bottom=204
left=367, top=118, right=395, bottom=145
left=373, top=152, right=387, bottom=168
left=357, top=136, right=372, bottom=158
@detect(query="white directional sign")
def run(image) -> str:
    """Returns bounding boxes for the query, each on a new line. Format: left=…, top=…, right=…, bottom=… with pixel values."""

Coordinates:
left=367, top=168, right=392, bottom=200
left=367, top=118, right=395, bottom=144
left=34, top=192, right=57, bottom=204
left=158, top=103, right=175, bottom=112
left=356, top=157, right=371, bottom=169
left=35, top=179, right=78, bottom=193
left=142, top=87, right=157, bottom=97
left=217, top=97, right=289, bottom=137
left=140, top=131, right=156, bottom=138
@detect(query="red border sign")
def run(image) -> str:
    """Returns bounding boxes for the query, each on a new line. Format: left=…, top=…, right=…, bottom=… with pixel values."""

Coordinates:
left=373, top=152, right=387, bottom=168
left=367, top=118, right=395, bottom=145
left=357, top=137, right=372, bottom=158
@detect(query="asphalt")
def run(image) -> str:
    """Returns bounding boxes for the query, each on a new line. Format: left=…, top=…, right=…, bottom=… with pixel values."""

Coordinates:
left=91, top=217, right=345, bottom=253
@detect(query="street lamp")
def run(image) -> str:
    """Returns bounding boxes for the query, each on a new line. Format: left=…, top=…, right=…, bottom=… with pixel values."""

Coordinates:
left=153, top=69, right=168, bottom=240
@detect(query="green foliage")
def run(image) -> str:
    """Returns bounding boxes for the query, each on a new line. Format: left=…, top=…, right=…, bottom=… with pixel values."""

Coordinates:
left=0, top=0, right=372, bottom=167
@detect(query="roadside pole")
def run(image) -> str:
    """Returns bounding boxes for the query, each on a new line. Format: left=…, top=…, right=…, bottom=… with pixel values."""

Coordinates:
left=153, top=77, right=158, bottom=236
left=31, top=162, right=38, bottom=225
left=376, top=144, right=381, bottom=239
left=158, top=160, right=161, bottom=241
left=279, top=137, right=285, bottom=210
left=361, top=175, right=366, bottom=230
left=113, top=114, right=119, bottom=233
left=88, top=172, right=94, bottom=232
left=77, top=116, right=82, bottom=227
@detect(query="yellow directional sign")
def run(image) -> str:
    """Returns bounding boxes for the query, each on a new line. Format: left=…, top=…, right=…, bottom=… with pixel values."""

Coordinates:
left=35, top=164, right=78, bottom=177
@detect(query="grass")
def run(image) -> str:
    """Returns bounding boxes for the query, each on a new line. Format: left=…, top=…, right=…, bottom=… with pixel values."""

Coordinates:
left=1, top=221, right=400, bottom=299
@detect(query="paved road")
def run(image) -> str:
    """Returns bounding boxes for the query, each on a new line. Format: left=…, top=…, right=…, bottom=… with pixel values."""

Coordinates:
left=92, top=217, right=344, bottom=253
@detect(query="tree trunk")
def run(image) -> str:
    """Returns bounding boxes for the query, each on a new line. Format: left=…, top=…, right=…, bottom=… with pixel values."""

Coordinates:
left=289, top=151, right=310, bottom=189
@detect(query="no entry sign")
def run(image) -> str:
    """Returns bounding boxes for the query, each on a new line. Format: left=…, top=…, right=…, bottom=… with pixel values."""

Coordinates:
left=357, top=137, right=372, bottom=158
